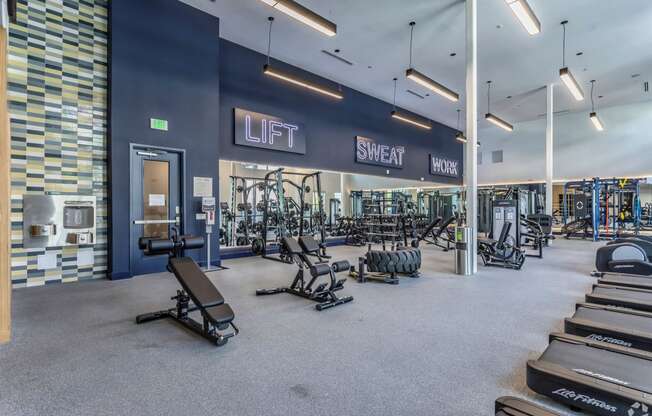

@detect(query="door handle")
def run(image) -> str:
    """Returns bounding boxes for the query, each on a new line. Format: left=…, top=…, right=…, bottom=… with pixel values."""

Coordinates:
left=133, top=219, right=177, bottom=225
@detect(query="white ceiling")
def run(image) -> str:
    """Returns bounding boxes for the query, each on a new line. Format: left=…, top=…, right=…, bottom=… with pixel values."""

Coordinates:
left=181, top=0, right=652, bottom=129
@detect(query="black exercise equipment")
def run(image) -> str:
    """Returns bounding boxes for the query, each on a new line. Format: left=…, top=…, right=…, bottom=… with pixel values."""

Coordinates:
left=136, top=230, right=238, bottom=346
left=593, top=242, right=652, bottom=278
left=495, top=397, right=561, bottom=416
left=586, top=284, right=652, bottom=313
left=520, top=215, right=554, bottom=259
left=561, top=216, right=592, bottom=239
left=599, top=274, right=652, bottom=291
left=256, top=236, right=353, bottom=310
left=478, top=222, right=526, bottom=270
left=349, top=246, right=421, bottom=284
left=564, top=303, right=652, bottom=352
left=410, top=215, right=456, bottom=251
left=527, top=332, right=652, bottom=416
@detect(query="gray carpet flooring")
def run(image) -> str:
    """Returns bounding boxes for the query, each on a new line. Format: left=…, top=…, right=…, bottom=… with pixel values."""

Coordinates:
left=0, top=239, right=600, bottom=416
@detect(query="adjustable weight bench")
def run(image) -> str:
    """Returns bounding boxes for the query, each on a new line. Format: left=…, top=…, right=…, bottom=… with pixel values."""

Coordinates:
left=256, top=236, right=353, bottom=310
left=136, top=231, right=238, bottom=346
left=298, top=235, right=330, bottom=261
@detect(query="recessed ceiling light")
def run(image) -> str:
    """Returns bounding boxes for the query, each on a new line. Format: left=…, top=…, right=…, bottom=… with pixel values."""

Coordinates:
left=598, top=95, right=603, bottom=99
left=506, top=95, right=512, bottom=99
left=632, top=73, right=641, bottom=78
left=576, top=52, right=583, bottom=56
left=367, top=65, right=372, bottom=69
left=496, top=24, right=503, bottom=29
left=450, top=52, right=456, bottom=57
left=334, top=49, right=340, bottom=53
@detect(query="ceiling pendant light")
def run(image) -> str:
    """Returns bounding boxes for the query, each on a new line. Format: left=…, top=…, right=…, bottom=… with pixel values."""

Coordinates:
left=589, top=80, right=604, bottom=131
left=259, top=0, right=337, bottom=37
left=405, top=22, right=459, bottom=102
left=504, top=0, right=541, bottom=35
left=559, top=21, right=584, bottom=101
left=455, top=109, right=467, bottom=143
left=484, top=81, right=514, bottom=132
left=262, top=17, right=343, bottom=100
left=390, top=77, right=432, bottom=130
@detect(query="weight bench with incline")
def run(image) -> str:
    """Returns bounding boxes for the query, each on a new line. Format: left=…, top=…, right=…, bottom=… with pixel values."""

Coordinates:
left=136, top=231, right=238, bottom=346
left=256, top=236, right=353, bottom=310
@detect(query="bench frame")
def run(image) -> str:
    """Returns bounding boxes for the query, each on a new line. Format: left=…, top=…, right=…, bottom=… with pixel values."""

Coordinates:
left=136, top=229, right=238, bottom=346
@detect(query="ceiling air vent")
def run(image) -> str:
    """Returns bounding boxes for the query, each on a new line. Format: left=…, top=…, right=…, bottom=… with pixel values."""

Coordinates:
left=406, top=89, right=425, bottom=99
left=321, top=50, right=354, bottom=66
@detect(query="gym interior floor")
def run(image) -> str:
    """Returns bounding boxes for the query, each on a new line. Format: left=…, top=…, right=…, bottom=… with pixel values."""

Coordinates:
left=1, top=239, right=599, bottom=416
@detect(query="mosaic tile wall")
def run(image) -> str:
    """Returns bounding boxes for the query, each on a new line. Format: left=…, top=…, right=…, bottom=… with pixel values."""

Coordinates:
left=7, top=0, right=108, bottom=288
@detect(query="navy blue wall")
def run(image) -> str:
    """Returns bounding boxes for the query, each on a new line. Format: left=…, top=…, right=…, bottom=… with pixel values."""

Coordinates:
left=219, top=39, right=463, bottom=183
left=109, top=0, right=221, bottom=278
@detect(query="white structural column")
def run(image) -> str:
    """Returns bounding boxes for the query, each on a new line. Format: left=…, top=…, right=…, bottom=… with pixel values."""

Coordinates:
left=545, top=84, right=554, bottom=217
left=464, top=0, right=478, bottom=274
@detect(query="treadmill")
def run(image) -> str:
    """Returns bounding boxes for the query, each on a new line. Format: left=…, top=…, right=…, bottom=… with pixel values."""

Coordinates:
left=495, top=397, right=561, bottom=415
left=527, top=333, right=652, bottom=416
left=564, top=303, right=652, bottom=352
left=587, top=284, right=652, bottom=312
left=599, top=274, right=652, bottom=291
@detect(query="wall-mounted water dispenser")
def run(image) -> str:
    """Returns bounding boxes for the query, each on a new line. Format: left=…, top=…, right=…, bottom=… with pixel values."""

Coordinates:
left=23, top=195, right=96, bottom=248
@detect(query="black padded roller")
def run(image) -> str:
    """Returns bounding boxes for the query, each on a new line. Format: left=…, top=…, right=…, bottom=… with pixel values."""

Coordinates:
left=331, top=260, right=350, bottom=273
left=310, top=263, right=331, bottom=277
left=182, top=236, right=204, bottom=250
left=148, top=238, right=175, bottom=254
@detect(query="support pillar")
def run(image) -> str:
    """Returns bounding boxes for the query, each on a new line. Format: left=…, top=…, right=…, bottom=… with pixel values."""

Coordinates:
left=545, top=84, right=554, bottom=218
left=464, top=0, right=478, bottom=274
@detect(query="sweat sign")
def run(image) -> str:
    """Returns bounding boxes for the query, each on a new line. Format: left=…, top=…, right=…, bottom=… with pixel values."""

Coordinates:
left=430, top=154, right=460, bottom=178
left=355, top=136, right=405, bottom=169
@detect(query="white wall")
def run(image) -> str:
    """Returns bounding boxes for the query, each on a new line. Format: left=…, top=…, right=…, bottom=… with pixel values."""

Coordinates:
left=478, top=100, right=652, bottom=184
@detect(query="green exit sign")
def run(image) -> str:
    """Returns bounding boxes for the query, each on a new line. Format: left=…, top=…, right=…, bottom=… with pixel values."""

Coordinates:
left=150, top=118, right=168, bottom=131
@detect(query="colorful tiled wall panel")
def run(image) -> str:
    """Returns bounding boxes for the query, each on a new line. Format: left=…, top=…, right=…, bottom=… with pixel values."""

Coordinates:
left=8, top=0, right=108, bottom=288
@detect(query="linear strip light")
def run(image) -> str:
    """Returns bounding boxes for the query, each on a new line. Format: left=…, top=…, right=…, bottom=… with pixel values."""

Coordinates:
left=404, top=22, right=459, bottom=102
left=485, top=113, right=514, bottom=132
left=484, top=81, right=514, bottom=132
left=406, top=68, right=459, bottom=102
left=504, top=0, right=541, bottom=35
left=589, top=80, right=604, bottom=131
left=259, top=0, right=336, bottom=37
left=560, top=67, right=584, bottom=101
left=391, top=110, right=432, bottom=130
left=559, top=21, right=584, bottom=101
left=263, top=64, right=343, bottom=99
left=389, top=77, right=431, bottom=130
left=589, top=112, right=604, bottom=131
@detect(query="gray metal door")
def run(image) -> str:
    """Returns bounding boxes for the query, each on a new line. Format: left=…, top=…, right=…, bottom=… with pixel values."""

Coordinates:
left=130, top=147, right=182, bottom=276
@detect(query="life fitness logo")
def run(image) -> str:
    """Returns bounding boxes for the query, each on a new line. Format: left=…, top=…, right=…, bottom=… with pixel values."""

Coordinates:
left=552, top=388, right=617, bottom=413
left=553, top=388, right=649, bottom=415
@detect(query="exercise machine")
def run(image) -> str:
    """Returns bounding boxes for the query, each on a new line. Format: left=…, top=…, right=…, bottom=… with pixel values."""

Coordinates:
left=410, top=215, right=456, bottom=251
left=136, top=229, right=238, bottom=346
left=495, top=397, right=561, bottom=416
left=586, top=284, right=652, bottom=313
left=478, top=222, right=526, bottom=270
left=256, top=236, right=353, bottom=310
left=527, top=332, right=652, bottom=416
left=593, top=242, right=652, bottom=278
left=564, top=302, right=652, bottom=352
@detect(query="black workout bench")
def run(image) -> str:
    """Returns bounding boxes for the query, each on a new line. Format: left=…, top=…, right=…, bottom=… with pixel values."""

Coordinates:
left=256, top=236, right=353, bottom=310
left=136, top=231, right=238, bottom=346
